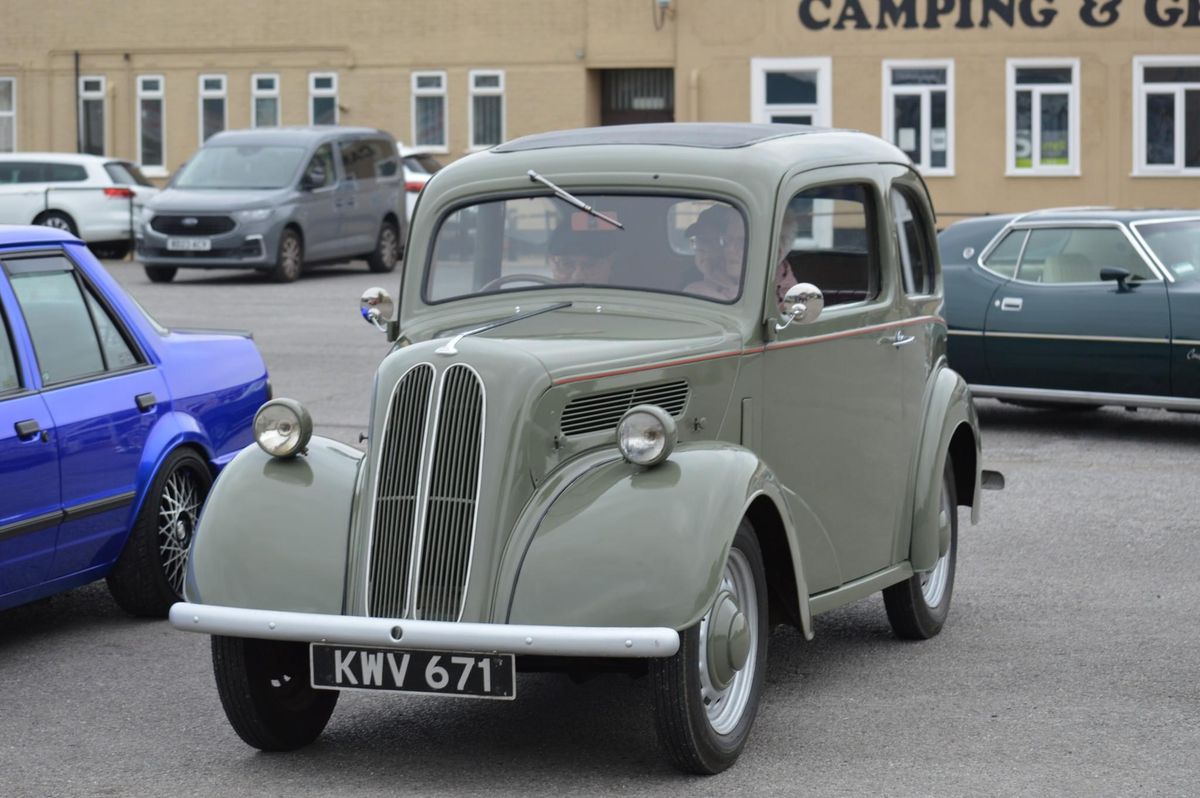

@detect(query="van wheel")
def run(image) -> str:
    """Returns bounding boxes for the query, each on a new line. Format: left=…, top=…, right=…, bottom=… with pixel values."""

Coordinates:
left=367, top=221, right=400, bottom=273
left=34, top=210, right=78, bottom=236
left=272, top=229, right=303, bottom=283
left=144, top=266, right=177, bottom=283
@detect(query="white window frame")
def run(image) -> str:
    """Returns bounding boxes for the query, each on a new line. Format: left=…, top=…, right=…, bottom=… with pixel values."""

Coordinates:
left=411, top=70, right=448, bottom=153
left=1133, top=55, right=1200, bottom=177
left=136, top=75, right=166, bottom=177
left=881, top=59, right=955, bottom=177
left=1005, top=58, right=1080, bottom=177
left=251, top=73, right=280, bottom=128
left=198, top=74, right=227, bottom=145
left=309, top=72, right=338, bottom=125
left=468, top=70, right=505, bottom=151
left=79, top=75, right=106, bottom=156
left=750, top=57, right=832, bottom=127
left=0, top=76, right=16, bottom=152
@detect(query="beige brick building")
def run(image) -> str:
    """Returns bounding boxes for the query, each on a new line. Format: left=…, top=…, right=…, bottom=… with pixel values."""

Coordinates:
left=1, top=0, right=1197, bottom=219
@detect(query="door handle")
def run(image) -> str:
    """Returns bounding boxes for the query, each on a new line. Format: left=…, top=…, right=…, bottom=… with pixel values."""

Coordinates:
left=135, top=392, right=157, bottom=412
left=879, top=329, right=915, bottom=347
left=14, top=419, right=48, bottom=443
left=1000, top=297, right=1024, bottom=312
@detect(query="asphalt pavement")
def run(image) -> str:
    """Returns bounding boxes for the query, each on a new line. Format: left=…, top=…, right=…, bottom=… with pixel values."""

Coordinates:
left=1, top=259, right=1197, bottom=797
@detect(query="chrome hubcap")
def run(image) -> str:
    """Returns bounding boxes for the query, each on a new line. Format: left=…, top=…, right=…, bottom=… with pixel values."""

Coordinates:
left=920, top=481, right=953, bottom=607
left=42, top=216, right=71, bottom=231
left=698, top=548, right=758, bottom=735
left=157, top=468, right=202, bottom=595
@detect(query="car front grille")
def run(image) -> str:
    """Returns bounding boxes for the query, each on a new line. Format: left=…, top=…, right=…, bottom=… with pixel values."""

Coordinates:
left=149, top=214, right=236, bottom=235
left=560, top=379, right=690, bottom=436
left=367, top=363, right=484, bottom=622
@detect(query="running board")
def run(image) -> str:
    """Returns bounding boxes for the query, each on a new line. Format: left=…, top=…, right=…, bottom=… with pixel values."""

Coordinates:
left=970, top=384, right=1200, bottom=413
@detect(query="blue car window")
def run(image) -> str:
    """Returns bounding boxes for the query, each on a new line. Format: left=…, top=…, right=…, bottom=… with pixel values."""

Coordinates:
left=83, top=289, right=137, bottom=370
left=0, top=302, right=20, bottom=393
left=10, top=265, right=106, bottom=384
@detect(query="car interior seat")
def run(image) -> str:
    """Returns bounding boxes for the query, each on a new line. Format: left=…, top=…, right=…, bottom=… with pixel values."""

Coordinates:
left=1041, top=253, right=1096, bottom=283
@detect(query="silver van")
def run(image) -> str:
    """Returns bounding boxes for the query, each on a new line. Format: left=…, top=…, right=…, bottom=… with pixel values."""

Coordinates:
left=138, top=127, right=406, bottom=283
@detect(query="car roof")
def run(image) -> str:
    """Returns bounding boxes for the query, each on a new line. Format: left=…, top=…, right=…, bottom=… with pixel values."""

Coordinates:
left=0, top=152, right=122, bottom=165
left=495, top=122, right=870, bottom=153
left=204, top=126, right=393, bottom=147
left=1006, top=207, right=1200, bottom=224
left=0, top=224, right=80, bottom=247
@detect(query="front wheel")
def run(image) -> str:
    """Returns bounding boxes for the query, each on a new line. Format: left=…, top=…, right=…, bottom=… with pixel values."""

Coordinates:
left=212, top=636, right=338, bottom=751
left=883, top=457, right=958, bottom=640
left=272, top=228, right=303, bottom=283
left=651, top=520, right=768, bottom=774
left=144, top=265, right=177, bottom=283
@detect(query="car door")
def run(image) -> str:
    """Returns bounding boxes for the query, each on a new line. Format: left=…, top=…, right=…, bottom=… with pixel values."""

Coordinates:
left=335, top=136, right=378, bottom=254
left=761, top=169, right=909, bottom=590
left=5, top=252, right=168, bottom=580
left=983, top=225, right=1171, bottom=396
left=0, top=278, right=61, bottom=601
left=294, top=142, right=341, bottom=261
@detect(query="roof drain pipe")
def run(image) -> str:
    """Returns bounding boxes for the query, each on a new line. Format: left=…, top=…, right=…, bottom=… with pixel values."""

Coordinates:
left=74, top=51, right=82, bottom=153
left=689, top=68, right=699, bottom=122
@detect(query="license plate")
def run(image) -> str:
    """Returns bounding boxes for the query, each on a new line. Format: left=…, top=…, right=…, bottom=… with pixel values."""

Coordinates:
left=310, top=644, right=515, bottom=700
left=167, top=237, right=211, bottom=251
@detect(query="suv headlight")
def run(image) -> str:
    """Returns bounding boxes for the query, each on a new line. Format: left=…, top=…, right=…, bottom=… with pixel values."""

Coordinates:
left=235, top=207, right=273, bottom=223
left=617, top=404, right=677, bottom=467
left=254, top=398, right=313, bottom=458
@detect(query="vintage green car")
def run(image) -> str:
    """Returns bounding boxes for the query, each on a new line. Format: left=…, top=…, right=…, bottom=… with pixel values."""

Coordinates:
left=170, top=123, right=987, bottom=774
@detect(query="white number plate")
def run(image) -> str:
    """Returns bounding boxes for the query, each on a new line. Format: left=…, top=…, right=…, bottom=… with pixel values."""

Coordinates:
left=166, top=237, right=212, bottom=251
left=310, top=644, right=515, bottom=700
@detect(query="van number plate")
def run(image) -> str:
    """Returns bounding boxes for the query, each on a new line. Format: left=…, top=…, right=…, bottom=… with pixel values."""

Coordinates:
left=167, top=237, right=211, bottom=251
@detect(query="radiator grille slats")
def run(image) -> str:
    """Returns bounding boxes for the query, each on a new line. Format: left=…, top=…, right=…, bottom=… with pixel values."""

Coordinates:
left=560, top=380, right=690, bottom=436
left=367, top=364, right=433, bottom=619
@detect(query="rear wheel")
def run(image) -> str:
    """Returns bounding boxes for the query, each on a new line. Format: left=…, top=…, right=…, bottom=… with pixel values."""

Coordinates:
left=211, top=636, right=338, bottom=751
left=366, top=220, right=400, bottom=273
left=34, top=210, right=78, bottom=236
left=272, top=228, right=303, bottom=283
left=144, top=266, right=177, bottom=283
left=651, top=520, right=768, bottom=774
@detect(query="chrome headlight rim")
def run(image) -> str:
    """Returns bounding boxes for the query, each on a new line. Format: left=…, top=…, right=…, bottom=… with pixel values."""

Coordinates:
left=253, top=398, right=313, bottom=458
left=617, top=404, right=678, bottom=467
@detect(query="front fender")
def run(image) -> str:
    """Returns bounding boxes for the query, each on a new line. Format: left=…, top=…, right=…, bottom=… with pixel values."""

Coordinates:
left=910, top=365, right=982, bottom=572
left=505, top=443, right=810, bottom=634
left=184, top=436, right=364, bottom=613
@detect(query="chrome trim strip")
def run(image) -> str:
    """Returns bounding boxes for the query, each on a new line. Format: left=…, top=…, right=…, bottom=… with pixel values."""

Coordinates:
left=974, top=218, right=1170, bottom=283
left=452, top=363, right=485, bottom=623
left=1175, top=339, right=1200, bottom=346
left=971, top=384, right=1200, bottom=412
left=169, top=602, right=680, bottom=658
left=985, top=331, right=1169, bottom=344
left=404, top=364, right=448, bottom=617
left=947, top=329, right=984, bottom=336
left=1129, top=216, right=1200, bottom=283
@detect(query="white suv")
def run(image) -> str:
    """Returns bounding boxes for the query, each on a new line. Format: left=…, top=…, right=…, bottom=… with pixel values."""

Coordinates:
left=0, top=153, right=158, bottom=258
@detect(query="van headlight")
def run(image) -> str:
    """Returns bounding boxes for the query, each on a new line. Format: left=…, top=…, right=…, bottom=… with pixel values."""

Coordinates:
left=235, top=207, right=273, bottom=223
left=617, top=404, right=677, bottom=467
left=254, top=398, right=313, bottom=458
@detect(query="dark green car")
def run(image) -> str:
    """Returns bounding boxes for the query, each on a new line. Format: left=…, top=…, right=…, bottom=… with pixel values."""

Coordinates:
left=171, top=123, right=987, bottom=774
left=941, top=209, right=1200, bottom=409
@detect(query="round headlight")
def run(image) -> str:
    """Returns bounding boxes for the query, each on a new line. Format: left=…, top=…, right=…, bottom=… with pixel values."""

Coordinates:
left=617, top=404, right=677, bottom=467
left=253, top=398, right=313, bottom=458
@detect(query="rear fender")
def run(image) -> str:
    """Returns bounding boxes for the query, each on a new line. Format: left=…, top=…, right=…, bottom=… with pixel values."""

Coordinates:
left=503, top=443, right=812, bottom=637
left=183, top=436, right=364, bottom=613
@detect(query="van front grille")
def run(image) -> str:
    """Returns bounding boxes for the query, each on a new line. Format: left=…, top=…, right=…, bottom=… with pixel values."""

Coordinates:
left=149, top=214, right=236, bottom=235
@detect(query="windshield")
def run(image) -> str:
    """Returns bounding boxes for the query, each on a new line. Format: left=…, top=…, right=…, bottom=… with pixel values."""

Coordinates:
left=404, top=154, right=443, bottom=175
left=425, top=194, right=746, bottom=304
left=172, top=145, right=306, bottom=189
left=1135, top=219, right=1200, bottom=280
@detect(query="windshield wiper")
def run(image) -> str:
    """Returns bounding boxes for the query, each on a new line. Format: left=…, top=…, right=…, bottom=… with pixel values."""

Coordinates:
left=435, top=301, right=573, bottom=355
left=527, top=170, right=624, bottom=230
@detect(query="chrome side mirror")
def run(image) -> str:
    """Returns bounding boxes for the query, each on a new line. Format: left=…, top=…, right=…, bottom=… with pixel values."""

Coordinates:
left=775, top=283, right=824, bottom=332
left=360, top=286, right=395, bottom=332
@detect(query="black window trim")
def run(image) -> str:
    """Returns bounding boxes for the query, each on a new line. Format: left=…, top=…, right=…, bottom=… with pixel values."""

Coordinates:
left=890, top=183, right=939, bottom=298
left=0, top=289, right=27, bottom=398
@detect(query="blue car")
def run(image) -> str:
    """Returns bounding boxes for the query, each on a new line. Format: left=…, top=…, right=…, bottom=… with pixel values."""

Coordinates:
left=1, top=225, right=268, bottom=615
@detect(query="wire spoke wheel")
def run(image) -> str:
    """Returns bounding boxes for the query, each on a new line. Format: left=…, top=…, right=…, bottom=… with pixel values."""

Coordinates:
left=156, top=466, right=202, bottom=596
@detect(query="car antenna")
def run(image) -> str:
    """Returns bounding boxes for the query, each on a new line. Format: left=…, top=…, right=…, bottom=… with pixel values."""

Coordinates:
left=527, top=170, right=624, bottom=230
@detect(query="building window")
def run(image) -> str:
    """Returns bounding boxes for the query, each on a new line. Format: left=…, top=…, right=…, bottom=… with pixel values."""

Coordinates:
left=412, top=71, right=448, bottom=151
left=469, top=70, right=504, bottom=150
left=883, top=61, right=953, bottom=176
left=1134, top=56, right=1200, bottom=176
left=79, top=75, right=106, bottom=155
left=199, top=74, right=226, bottom=144
left=1006, top=59, right=1080, bottom=176
left=136, top=75, right=166, bottom=175
left=252, top=73, right=280, bottom=128
left=310, top=72, right=338, bottom=125
left=0, top=77, right=15, bottom=152
left=750, top=57, right=832, bottom=126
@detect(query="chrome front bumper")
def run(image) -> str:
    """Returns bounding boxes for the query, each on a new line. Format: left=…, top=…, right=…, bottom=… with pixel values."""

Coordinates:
left=169, top=602, right=680, bottom=658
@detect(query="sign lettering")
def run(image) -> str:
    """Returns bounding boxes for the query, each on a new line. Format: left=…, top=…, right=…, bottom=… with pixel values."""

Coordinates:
left=796, top=0, right=1200, bottom=28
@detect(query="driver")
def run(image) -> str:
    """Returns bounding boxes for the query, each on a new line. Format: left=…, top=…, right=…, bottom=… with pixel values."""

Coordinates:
left=548, top=222, right=616, bottom=284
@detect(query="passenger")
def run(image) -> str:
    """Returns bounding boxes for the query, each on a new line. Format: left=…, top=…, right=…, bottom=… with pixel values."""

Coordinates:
left=548, top=222, right=616, bottom=284
left=774, top=206, right=802, bottom=309
left=684, top=205, right=744, bottom=301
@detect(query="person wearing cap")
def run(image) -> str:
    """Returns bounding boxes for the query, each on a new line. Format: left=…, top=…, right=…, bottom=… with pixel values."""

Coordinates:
left=684, top=205, right=744, bottom=301
left=548, top=221, right=617, bottom=284
left=774, top=206, right=801, bottom=310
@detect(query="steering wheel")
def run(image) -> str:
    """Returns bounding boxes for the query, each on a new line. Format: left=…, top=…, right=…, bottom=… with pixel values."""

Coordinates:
left=479, top=273, right=558, bottom=291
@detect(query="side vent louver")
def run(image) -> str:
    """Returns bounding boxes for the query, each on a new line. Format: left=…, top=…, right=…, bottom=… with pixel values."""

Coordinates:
left=560, top=380, right=690, bottom=436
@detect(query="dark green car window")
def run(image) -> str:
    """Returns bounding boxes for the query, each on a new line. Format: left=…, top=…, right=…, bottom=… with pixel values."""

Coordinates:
left=1019, top=227, right=1156, bottom=284
left=982, top=229, right=1026, bottom=278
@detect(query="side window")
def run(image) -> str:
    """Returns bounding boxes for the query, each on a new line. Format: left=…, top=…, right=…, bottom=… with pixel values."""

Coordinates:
left=0, top=301, right=20, bottom=393
left=368, top=138, right=399, bottom=178
left=8, top=257, right=140, bottom=384
left=779, top=183, right=878, bottom=308
left=339, top=139, right=377, bottom=181
left=0, top=161, right=46, bottom=183
left=981, top=229, right=1026, bottom=278
left=304, top=143, right=336, bottom=189
left=46, top=163, right=88, bottom=182
left=890, top=187, right=937, bottom=295
left=1021, top=227, right=1157, bottom=284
